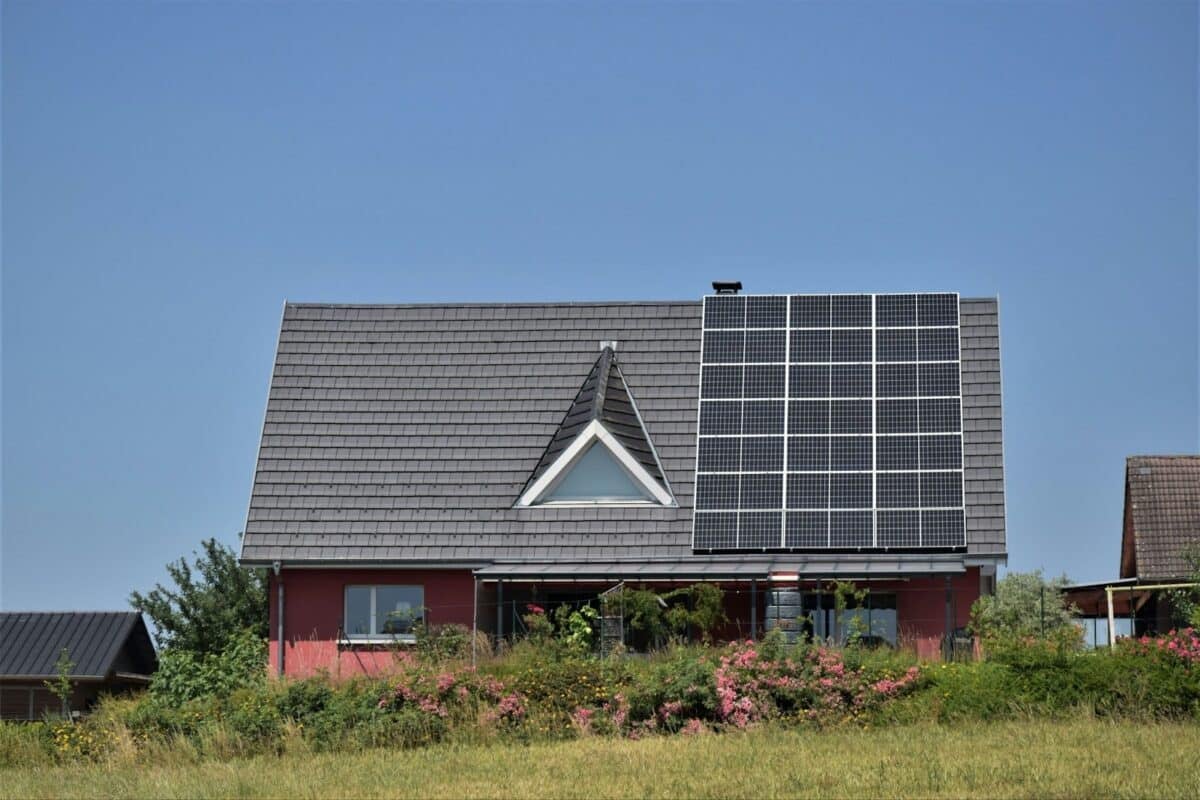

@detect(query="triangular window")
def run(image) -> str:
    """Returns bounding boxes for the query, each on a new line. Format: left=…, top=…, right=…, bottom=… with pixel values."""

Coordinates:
left=540, top=440, right=653, bottom=504
left=516, top=419, right=674, bottom=507
left=515, top=346, right=675, bottom=508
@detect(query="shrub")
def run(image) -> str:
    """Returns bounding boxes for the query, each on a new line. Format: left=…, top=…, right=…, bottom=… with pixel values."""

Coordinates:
left=662, top=584, right=727, bottom=643
left=521, top=604, right=554, bottom=642
left=276, top=677, right=335, bottom=722
left=971, top=570, right=1078, bottom=640
left=226, top=687, right=283, bottom=745
left=553, top=604, right=598, bottom=654
left=415, top=623, right=471, bottom=662
left=625, top=646, right=717, bottom=729
left=150, top=627, right=266, bottom=705
left=922, top=661, right=1017, bottom=720
left=982, top=626, right=1084, bottom=668
left=602, top=583, right=728, bottom=649
left=508, top=655, right=624, bottom=722
left=602, top=587, right=668, bottom=650
left=14, top=626, right=1200, bottom=768
left=0, top=722, right=53, bottom=768
left=300, top=679, right=390, bottom=751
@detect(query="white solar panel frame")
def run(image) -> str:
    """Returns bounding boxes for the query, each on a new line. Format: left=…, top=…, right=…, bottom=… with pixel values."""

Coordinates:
left=692, top=292, right=966, bottom=550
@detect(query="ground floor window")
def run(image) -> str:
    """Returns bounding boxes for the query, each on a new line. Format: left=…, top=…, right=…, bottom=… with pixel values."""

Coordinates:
left=344, top=585, right=424, bottom=641
left=800, top=592, right=897, bottom=646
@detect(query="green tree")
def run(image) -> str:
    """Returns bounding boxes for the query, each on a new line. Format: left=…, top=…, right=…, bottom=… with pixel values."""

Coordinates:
left=1166, top=546, right=1200, bottom=628
left=969, top=570, right=1078, bottom=639
left=130, top=537, right=267, bottom=654
left=44, top=648, right=74, bottom=719
left=663, top=583, right=727, bottom=643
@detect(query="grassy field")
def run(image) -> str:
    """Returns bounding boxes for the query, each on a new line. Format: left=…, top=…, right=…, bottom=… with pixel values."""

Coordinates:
left=2, top=719, right=1198, bottom=799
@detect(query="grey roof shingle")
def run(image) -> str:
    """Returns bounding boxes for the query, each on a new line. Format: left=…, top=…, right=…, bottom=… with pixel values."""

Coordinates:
left=960, top=298, right=1007, bottom=556
left=241, top=298, right=1007, bottom=568
left=0, top=612, right=157, bottom=680
left=1121, top=456, right=1200, bottom=580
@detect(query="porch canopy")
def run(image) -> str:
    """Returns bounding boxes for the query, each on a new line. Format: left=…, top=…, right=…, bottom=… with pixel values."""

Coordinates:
left=473, top=554, right=969, bottom=581
left=1063, top=577, right=1199, bottom=618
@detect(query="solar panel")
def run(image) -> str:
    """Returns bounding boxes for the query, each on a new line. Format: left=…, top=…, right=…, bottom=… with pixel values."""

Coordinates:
left=693, top=292, right=966, bottom=550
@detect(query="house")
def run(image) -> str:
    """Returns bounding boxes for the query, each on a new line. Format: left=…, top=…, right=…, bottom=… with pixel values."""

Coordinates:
left=239, top=288, right=1007, bottom=676
left=1065, top=455, right=1200, bottom=639
left=0, top=612, right=158, bottom=720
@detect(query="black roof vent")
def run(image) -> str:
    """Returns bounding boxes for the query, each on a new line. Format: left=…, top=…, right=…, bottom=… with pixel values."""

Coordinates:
left=712, top=280, right=742, bottom=295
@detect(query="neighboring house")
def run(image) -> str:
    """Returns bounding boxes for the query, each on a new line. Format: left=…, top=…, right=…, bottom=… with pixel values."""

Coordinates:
left=0, top=612, right=158, bottom=720
left=239, top=288, right=1007, bottom=676
left=1120, top=456, right=1200, bottom=587
left=1067, top=456, right=1200, bottom=637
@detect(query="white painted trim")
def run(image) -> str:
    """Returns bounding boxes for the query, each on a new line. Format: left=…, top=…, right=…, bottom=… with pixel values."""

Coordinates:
left=338, top=636, right=417, bottom=646
left=516, top=419, right=675, bottom=507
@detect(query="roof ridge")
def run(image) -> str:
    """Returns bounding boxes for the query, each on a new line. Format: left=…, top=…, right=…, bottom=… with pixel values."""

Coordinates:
left=592, top=347, right=614, bottom=421
left=1127, top=454, right=1200, bottom=460
left=285, top=300, right=701, bottom=309
left=285, top=295, right=1000, bottom=308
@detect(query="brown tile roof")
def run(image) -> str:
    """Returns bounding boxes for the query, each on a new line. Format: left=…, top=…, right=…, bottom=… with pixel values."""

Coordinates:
left=1123, top=456, right=1200, bottom=580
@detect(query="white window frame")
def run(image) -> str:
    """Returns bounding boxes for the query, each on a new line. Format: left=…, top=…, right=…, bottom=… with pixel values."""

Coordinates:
left=515, top=419, right=675, bottom=507
left=342, top=584, right=424, bottom=644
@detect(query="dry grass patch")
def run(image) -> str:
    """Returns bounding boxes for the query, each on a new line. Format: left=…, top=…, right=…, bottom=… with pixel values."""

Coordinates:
left=2, top=718, right=1198, bottom=799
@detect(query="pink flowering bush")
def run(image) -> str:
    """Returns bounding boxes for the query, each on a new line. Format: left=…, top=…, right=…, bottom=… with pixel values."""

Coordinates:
left=377, top=663, right=522, bottom=730
left=709, top=641, right=922, bottom=728
left=1122, top=628, right=1200, bottom=665
left=579, top=638, right=923, bottom=737
left=522, top=604, right=554, bottom=642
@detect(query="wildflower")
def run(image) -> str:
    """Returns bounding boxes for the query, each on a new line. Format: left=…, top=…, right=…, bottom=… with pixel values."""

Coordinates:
left=571, top=706, right=595, bottom=734
left=659, top=700, right=683, bottom=721
left=497, top=692, right=526, bottom=722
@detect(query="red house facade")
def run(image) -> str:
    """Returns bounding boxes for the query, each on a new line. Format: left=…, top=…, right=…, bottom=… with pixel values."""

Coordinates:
left=241, top=289, right=1007, bottom=677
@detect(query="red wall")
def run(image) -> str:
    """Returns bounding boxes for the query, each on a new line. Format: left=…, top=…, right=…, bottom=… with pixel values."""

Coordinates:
left=887, top=568, right=980, bottom=659
left=269, top=567, right=981, bottom=676
left=268, top=568, right=475, bottom=679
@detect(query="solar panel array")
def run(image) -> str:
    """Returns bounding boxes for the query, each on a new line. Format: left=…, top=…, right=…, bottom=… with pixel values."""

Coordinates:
left=692, top=293, right=966, bottom=550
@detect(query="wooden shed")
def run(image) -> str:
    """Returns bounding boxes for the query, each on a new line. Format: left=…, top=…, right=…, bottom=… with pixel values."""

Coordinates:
left=0, top=612, right=158, bottom=721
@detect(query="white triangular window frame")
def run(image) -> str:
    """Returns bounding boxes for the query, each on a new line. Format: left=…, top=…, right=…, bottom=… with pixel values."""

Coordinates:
left=516, top=419, right=675, bottom=507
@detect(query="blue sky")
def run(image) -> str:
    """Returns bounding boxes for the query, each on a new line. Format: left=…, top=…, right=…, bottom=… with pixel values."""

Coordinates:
left=2, top=1, right=1196, bottom=611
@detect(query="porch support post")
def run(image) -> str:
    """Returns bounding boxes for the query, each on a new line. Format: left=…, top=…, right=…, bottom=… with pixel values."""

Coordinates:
left=496, top=579, right=504, bottom=643
left=815, top=577, right=823, bottom=640
left=1106, top=586, right=1116, bottom=650
left=750, top=578, right=758, bottom=641
left=471, top=575, right=479, bottom=668
left=274, top=563, right=285, bottom=677
left=1128, top=590, right=1135, bottom=638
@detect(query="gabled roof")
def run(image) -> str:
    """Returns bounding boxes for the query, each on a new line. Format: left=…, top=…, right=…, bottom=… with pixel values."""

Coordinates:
left=519, top=346, right=670, bottom=503
left=1120, top=456, right=1200, bottom=580
left=239, top=298, right=1006, bottom=569
left=0, top=612, right=157, bottom=681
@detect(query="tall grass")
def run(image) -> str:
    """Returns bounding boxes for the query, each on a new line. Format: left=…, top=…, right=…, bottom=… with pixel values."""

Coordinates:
left=2, top=718, right=1197, bottom=799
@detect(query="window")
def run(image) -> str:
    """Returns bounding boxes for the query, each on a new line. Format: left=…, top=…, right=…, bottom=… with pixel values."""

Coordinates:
left=539, top=442, right=653, bottom=503
left=344, top=585, right=424, bottom=641
left=799, top=592, right=898, bottom=646
left=517, top=419, right=674, bottom=507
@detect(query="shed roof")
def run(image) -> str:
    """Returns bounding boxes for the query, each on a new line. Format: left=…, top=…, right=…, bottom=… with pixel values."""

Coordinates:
left=1121, top=456, right=1200, bottom=580
left=240, top=298, right=1006, bottom=569
left=0, top=612, right=157, bottom=681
